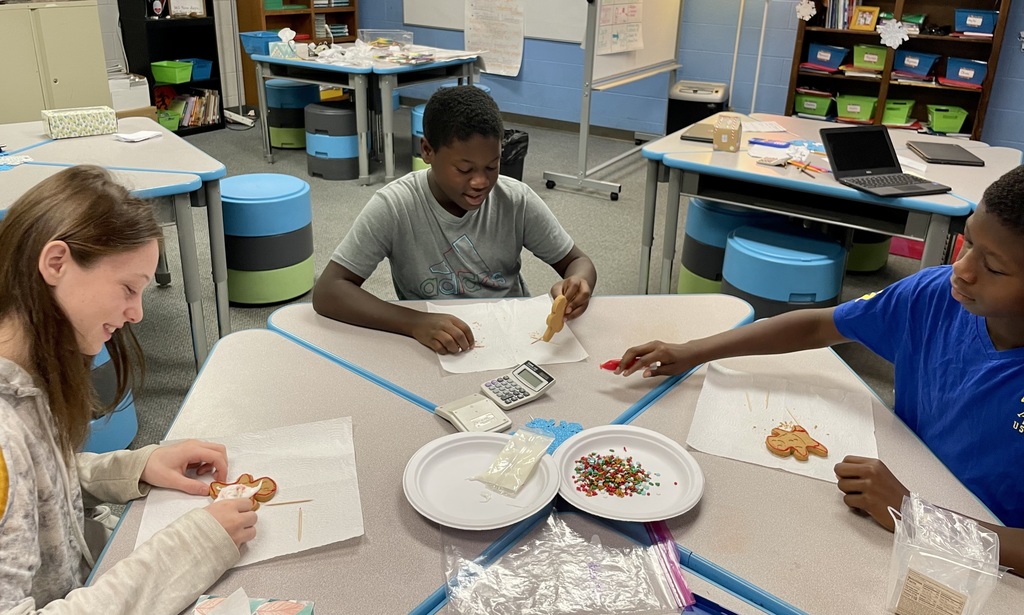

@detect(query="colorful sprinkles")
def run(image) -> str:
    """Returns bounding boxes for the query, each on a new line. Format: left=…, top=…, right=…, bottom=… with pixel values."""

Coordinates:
left=572, top=450, right=657, bottom=498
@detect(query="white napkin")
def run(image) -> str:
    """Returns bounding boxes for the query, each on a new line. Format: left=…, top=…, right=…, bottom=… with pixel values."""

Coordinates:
left=114, top=131, right=162, bottom=142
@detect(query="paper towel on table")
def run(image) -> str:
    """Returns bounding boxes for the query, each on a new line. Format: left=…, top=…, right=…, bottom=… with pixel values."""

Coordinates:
left=687, top=363, right=878, bottom=483
left=428, top=295, right=588, bottom=374
left=137, top=417, right=363, bottom=567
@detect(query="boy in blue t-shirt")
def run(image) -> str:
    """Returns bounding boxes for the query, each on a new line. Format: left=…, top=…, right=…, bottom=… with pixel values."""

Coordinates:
left=615, top=166, right=1024, bottom=574
left=313, top=86, right=597, bottom=354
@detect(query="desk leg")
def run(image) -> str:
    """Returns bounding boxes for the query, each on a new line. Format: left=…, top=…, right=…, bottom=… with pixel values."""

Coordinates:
left=380, top=74, right=397, bottom=183
left=920, top=214, right=952, bottom=268
left=255, top=61, right=273, bottom=164
left=205, top=180, right=231, bottom=340
left=173, top=193, right=209, bottom=369
left=659, top=168, right=683, bottom=294
left=638, top=159, right=659, bottom=294
left=354, top=74, right=371, bottom=184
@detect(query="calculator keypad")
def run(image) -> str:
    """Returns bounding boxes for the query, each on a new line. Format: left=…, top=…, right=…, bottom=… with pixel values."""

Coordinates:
left=484, top=375, right=528, bottom=406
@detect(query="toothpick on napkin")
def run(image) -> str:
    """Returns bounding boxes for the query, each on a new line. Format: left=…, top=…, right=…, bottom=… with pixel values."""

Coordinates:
left=298, top=508, right=303, bottom=542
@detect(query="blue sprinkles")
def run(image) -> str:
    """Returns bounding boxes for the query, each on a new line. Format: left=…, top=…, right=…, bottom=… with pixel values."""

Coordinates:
left=525, top=418, right=584, bottom=454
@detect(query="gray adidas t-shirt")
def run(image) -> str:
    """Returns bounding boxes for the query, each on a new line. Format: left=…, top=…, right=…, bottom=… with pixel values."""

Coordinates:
left=332, top=170, right=575, bottom=300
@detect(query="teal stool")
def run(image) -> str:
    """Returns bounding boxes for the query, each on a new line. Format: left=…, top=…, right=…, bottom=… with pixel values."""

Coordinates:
left=411, top=103, right=428, bottom=171
left=222, top=174, right=314, bottom=304
left=722, top=226, right=846, bottom=320
left=267, top=79, right=320, bottom=149
left=84, top=344, right=138, bottom=453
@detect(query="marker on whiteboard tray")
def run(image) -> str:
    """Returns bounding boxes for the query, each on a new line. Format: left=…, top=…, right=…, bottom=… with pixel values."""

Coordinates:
left=748, top=138, right=791, bottom=148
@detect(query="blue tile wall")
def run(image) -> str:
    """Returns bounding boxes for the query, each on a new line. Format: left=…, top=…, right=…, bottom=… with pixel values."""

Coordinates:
left=370, top=0, right=1023, bottom=147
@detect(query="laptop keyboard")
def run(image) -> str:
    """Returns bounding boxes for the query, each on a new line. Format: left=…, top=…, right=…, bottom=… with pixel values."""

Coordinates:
left=843, top=173, right=923, bottom=188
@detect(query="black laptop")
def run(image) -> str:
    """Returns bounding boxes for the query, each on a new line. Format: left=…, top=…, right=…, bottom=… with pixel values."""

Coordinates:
left=906, top=141, right=985, bottom=166
left=820, top=125, right=952, bottom=197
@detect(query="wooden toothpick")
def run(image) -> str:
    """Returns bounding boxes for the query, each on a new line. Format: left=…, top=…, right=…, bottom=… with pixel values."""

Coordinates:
left=265, top=498, right=314, bottom=507
left=298, top=507, right=303, bottom=542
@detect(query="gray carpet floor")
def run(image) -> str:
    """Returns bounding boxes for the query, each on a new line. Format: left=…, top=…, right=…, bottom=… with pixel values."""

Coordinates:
left=126, top=108, right=918, bottom=449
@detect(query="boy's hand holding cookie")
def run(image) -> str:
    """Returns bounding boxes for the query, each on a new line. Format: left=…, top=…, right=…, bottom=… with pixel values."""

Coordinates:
left=410, top=312, right=475, bottom=355
left=550, top=276, right=592, bottom=321
left=834, top=456, right=910, bottom=532
left=141, top=440, right=228, bottom=496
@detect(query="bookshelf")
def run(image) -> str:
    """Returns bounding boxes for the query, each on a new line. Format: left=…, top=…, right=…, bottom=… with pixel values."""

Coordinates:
left=117, top=0, right=224, bottom=135
left=785, top=0, right=1010, bottom=139
left=237, top=0, right=360, bottom=106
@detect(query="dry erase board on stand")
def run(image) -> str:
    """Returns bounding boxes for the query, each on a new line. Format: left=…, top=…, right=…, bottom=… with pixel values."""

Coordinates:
left=403, top=0, right=587, bottom=43
left=591, top=0, right=682, bottom=85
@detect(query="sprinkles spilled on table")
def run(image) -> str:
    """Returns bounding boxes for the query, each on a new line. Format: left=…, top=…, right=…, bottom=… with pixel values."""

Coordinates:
left=572, top=450, right=658, bottom=497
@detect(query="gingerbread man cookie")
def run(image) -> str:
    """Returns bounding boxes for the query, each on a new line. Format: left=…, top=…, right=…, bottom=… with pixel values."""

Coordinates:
left=542, top=295, right=568, bottom=342
left=209, top=473, right=278, bottom=510
left=765, top=425, right=828, bottom=461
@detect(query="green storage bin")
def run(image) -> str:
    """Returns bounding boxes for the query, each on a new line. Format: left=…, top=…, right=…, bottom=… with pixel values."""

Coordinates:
left=927, top=105, right=969, bottom=133
left=157, top=110, right=181, bottom=131
left=836, top=94, right=877, bottom=120
left=793, top=92, right=833, bottom=117
left=882, top=99, right=915, bottom=125
left=853, top=45, right=887, bottom=70
left=151, top=60, right=192, bottom=84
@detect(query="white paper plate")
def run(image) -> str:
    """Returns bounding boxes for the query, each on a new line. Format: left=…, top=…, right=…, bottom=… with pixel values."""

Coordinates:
left=403, top=432, right=560, bottom=530
left=552, top=425, right=704, bottom=522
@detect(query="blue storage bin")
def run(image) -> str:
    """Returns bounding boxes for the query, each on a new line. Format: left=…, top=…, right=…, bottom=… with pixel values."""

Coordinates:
left=240, top=31, right=279, bottom=56
left=954, top=9, right=997, bottom=34
left=807, top=43, right=848, bottom=70
left=177, top=58, right=213, bottom=81
left=946, top=58, right=987, bottom=86
left=893, top=50, right=940, bottom=76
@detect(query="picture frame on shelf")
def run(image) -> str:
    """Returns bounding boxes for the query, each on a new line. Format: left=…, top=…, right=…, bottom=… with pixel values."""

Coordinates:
left=169, top=0, right=206, bottom=18
left=850, top=6, right=879, bottom=31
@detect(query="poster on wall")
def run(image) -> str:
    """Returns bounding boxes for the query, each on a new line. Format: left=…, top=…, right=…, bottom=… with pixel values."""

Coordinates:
left=466, top=0, right=524, bottom=76
left=169, top=0, right=206, bottom=17
left=596, top=0, right=644, bottom=55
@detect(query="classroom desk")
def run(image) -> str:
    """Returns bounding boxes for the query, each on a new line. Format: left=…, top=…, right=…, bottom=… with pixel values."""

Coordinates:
left=250, top=54, right=477, bottom=183
left=267, top=295, right=754, bottom=427
left=630, top=350, right=1024, bottom=615
left=0, top=120, right=53, bottom=154
left=91, top=329, right=508, bottom=614
left=20, top=117, right=231, bottom=367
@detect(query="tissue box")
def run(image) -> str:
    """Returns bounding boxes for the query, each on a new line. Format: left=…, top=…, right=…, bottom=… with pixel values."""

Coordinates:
left=193, top=595, right=314, bottom=614
left=712, top=115, right=742, bottom=152
left=41, top=106, right=118, bottom=140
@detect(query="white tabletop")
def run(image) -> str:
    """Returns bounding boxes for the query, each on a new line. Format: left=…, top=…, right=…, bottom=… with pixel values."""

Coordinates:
left=898, top=146, right=1022, bottom=207
left=0, top=164, right=200, bottom=211
left=0, top=121, right=51, bottom=154
left=268, top=295, right=755, bottom=429
left=92, top=329, right=507, bottom=614
left=630, top=350, right=1024, bottom=615
left=22, top=118, right=225, bottom=179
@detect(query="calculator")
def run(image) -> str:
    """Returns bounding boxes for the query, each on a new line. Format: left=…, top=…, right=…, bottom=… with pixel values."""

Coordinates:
left=480, top=361, right=555, bottom=410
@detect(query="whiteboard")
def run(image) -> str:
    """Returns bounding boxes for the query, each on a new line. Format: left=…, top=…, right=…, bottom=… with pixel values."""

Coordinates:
left=404, top=0, right=587, bottom=43
left=592, top=0, right=682, bottom=84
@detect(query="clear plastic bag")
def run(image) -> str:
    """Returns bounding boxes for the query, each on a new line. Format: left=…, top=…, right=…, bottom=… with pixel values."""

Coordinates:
left=444, top=512, right=690, bottom=615
left=473, top=427, right=554, bottom=497
left=887, top=493, right=1004, bottom=615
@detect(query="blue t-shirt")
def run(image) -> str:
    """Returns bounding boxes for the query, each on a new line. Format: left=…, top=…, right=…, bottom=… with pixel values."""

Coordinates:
left=834, top=265, right=1024, bottom=527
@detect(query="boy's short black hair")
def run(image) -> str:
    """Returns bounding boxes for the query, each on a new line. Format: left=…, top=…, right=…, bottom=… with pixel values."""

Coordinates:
left=422, top=85, right=503, bottom=150
left=982, top=165, right=1024, bottom=235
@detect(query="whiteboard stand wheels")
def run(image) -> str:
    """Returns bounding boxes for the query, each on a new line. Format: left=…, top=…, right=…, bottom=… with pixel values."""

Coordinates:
left=546, top=180, right=556, bottom=190
left=611, top=191, right=619, bottom=201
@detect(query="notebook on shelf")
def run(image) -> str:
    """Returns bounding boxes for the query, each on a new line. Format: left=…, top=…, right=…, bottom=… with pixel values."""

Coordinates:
left=819, top=125, right=952, bottom=197
left=906, top=141, right=985, bottom=166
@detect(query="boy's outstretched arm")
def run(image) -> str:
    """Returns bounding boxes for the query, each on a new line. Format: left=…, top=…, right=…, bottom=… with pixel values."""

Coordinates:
left=617, top=307, right=849, bottom=377
left=312, top=261, right=475, bottom=354
left=549, top=244, right=597, bottom=320
left=835, top=456, right=1024, bottom=576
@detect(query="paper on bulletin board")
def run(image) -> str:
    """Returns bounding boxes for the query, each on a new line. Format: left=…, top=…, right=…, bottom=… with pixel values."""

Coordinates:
left=427, top=295, right=589, bottom=373
left=465, top=0, right=524, bottom=76
left=687, top=364, right=878, bottom=483
left=596, top=0, right=644, bottom=55
left=136, top=418, right=364, bottom=567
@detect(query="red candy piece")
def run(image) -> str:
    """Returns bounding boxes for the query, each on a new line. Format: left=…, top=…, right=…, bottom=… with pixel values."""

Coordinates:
left=600, top=359, right=621, bottom=371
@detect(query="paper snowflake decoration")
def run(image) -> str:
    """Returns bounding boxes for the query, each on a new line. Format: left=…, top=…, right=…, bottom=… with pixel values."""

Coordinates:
left=796, top=0, right=816, bottom=21
left=877, top=19, right=910, bottom=49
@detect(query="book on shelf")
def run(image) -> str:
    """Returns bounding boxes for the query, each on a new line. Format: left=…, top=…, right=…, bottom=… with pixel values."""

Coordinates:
left=838, top=64, right=882, bottom=78
left=936, top=77, right=983, bottom=90
left=892, top=70, right=936, bottom=84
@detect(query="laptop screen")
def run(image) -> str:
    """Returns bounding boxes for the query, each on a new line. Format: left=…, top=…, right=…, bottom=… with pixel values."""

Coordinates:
left=821, top=126, right=902, bottom=176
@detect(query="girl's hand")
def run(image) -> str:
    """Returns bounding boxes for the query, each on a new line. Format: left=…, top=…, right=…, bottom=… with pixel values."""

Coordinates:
left=141, top=440, right=228, bottom=496
left=205, top=498, right=258, bottom=547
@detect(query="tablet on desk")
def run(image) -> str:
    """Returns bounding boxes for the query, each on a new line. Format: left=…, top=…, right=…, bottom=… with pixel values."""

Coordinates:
left=906, top=141, right=985, bottom=166
left=678, top=122, right=715, bottom=143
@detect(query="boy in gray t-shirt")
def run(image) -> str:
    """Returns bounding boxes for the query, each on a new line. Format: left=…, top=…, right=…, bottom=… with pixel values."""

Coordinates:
left=312, top=86, right=597, bottom=355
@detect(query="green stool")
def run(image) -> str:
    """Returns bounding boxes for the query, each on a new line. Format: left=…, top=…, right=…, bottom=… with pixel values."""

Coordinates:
left=846, top=231, right=891, bottom=273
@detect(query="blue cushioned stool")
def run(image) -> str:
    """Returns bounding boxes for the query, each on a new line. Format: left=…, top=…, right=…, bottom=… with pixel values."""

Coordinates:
left=305, top=102, right=360, bottom=180
left=411, top=103, right=428, bottom=172
left=722, top=226, right=846, bottom=319
left=678, top=199, right=780, bottom=294
left=222, top=174, right=314, bottom=304
left=84, top=344, right=138, bottom=453
left=267, top=79, right=320, bottom=149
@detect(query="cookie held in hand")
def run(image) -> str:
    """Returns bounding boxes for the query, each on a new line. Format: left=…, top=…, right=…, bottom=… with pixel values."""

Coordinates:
left=765, top=426, right=828, bottom=461
left=542, top=295, right=568, bottom=342
left=209, top=473, right=278, bottom=510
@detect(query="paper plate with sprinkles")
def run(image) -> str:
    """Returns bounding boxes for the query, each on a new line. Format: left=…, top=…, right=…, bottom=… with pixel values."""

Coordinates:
left=552, top=425, right=704, bottom=522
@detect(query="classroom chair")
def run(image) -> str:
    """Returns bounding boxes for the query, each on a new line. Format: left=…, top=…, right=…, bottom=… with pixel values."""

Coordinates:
left=84, top=344, right=138, bottom=453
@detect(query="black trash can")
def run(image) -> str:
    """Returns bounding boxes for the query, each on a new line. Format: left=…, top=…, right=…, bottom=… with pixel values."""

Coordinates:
left=500, top=129, right=528, bottom=181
